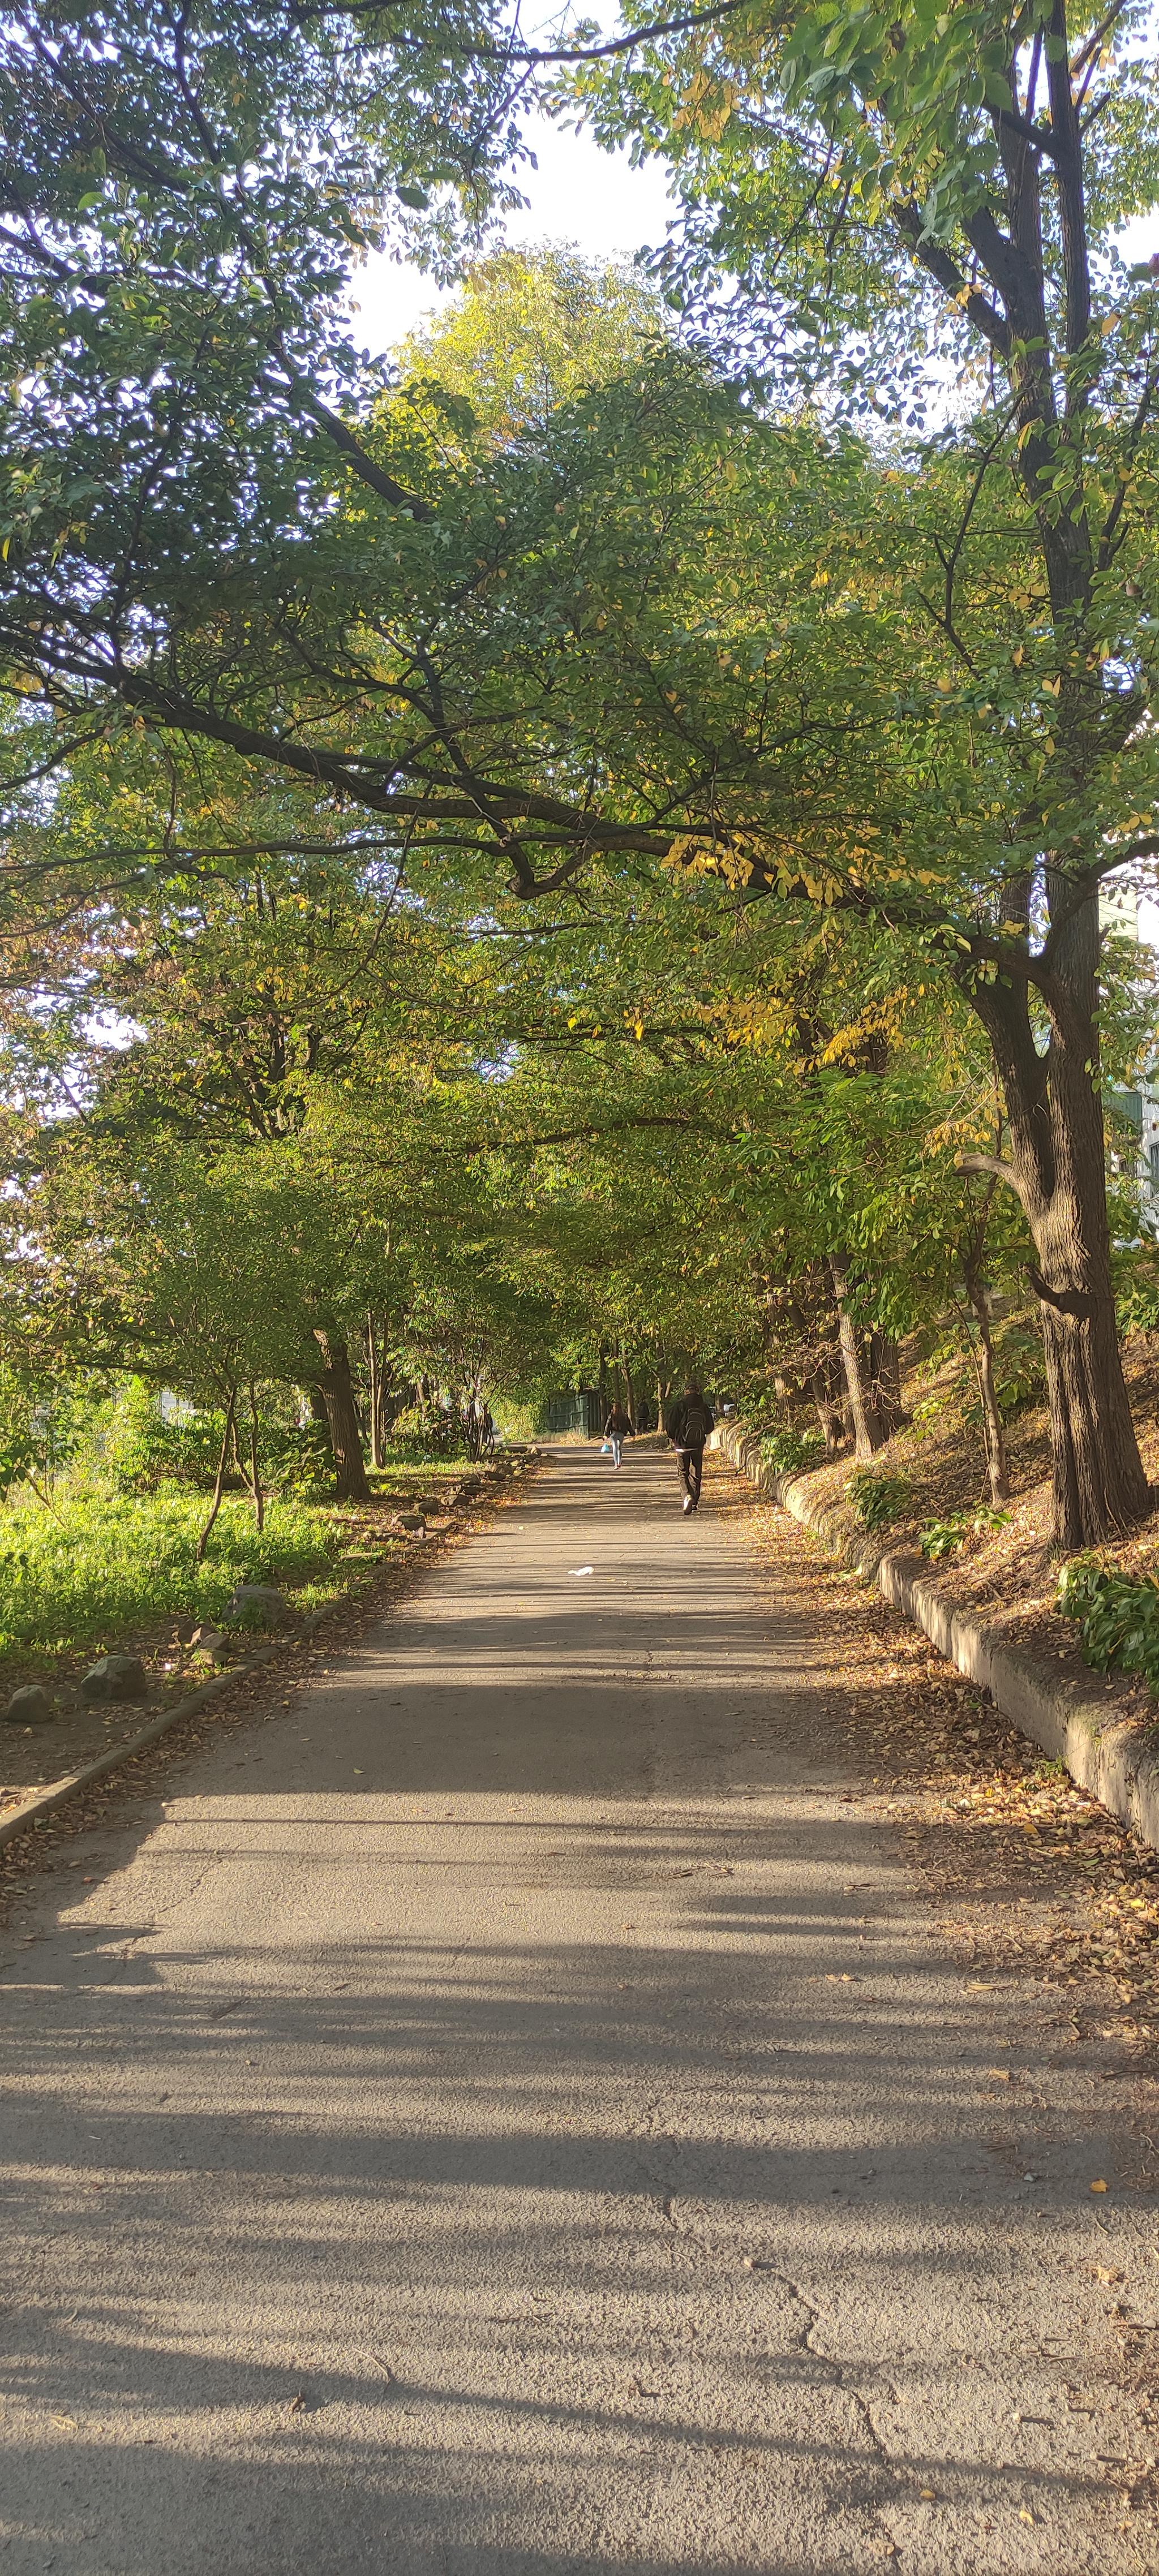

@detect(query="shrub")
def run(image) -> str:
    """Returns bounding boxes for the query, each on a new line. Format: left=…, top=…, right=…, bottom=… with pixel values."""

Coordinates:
left=1058, top=1557, right=1159, bottom=1695
left=387, top=1403, right=466, bottom=1461
left=1116, top=1252, right=1159, bottom=1340
left=847, top=1467, right=911, bottom=1532
left=758, top=1425, right=823, bottom=1476
left=99, top=1381, right=232, bottom=1495
left=261, top=1421, right=336, bottom=1494
left=920, top=1506, right=1010, bottom=1561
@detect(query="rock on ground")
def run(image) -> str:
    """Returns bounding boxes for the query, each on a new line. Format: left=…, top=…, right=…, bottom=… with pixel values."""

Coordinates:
left=78, top=1653, right=148, bottom=1703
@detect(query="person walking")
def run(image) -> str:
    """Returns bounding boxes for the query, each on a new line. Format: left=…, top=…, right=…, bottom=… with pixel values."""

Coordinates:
left=603, top=1399, right=631, bottom=1468
left=665, top=1383, right=715, bottom=1513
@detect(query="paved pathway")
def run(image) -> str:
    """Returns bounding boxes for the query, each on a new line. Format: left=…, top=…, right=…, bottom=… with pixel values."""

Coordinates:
left=0, top=1447, right=1149, bottom=2573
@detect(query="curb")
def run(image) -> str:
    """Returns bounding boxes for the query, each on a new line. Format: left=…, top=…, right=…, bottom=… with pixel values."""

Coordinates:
left=0, top=1598, right=351, bottom=1856
left=712, top=1420, right=1159, bottom=1855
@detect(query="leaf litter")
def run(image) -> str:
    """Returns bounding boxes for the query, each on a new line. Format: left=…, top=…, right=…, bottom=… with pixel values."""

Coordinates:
left=716, top=1456, right=1159, bottom=2067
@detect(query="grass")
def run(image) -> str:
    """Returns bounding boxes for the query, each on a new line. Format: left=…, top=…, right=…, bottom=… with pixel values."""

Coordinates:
left=0, top=1488, right=339, bottom=1657
left=0, top=1447, right=510, bottom=1680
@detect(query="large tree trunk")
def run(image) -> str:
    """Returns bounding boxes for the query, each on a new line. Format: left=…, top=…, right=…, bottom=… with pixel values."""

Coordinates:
left=1029, top=1015, right=1147, bottom=1542
left=965, top=908, right=1149, bottom=1550
left=829, top=1257, right=892, bottom=1461
left=959, top=30, right=1148, bottom=1548
left=310, top=1328, right=371, bottom=1501
left=868, top=1331, right=904, bottom=1434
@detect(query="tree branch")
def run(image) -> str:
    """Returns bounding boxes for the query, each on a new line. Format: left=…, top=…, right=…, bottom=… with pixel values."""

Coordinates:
left=1070, top=0, right=1130, bottom=81
left=1028, top=1264, right=1097, bottom=1319
left=994, top=104, right=1061, bottom=161
left=269, top=347, right=437, bottom=522
left=894, top=203, right=1011, bottom=358
left=956, top=1151, right=1021, bottom=1191
left=290, top=1, right=751, bottom=66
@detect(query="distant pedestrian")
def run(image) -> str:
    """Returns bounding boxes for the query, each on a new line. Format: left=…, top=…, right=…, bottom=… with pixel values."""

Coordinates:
left=603, top=1400, right=631, bottom=1468
left=665, top=1384, right=715, bottom=1514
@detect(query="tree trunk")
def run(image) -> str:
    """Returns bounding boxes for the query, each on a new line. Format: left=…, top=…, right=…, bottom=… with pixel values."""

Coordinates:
left=869, top=1334, right=903, bottom=1431
left=812, top=1366, right=845, bottom=1456
left=247, top=1383, right=265, bottom=1534
left=196, top=1386, right=237, bottom=1562
left=829, top=1257, right=891, bottom=1461
left=366, top=1313, right=383, bottom=1471
left=311, top=1329, right=371, bottom=1502
left=966, top=906, right=1149, bottom=1549
left=229, top=1384, right=267, bottom=1533
left=967, top=1289, right=1010, bottom=1507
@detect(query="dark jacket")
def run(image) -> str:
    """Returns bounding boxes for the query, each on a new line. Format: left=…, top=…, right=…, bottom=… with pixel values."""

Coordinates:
left=665, top=1394, right=715, bottom=1450
left=603, top=1405, right=630, bottom=1438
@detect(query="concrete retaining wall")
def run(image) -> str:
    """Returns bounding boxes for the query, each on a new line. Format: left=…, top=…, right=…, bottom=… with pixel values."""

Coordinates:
left=712, top=1418, right=1159, bottom=1855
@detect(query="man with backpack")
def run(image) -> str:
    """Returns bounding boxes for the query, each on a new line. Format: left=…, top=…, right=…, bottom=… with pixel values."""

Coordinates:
left=665, top=1384, right=715, bottom=1514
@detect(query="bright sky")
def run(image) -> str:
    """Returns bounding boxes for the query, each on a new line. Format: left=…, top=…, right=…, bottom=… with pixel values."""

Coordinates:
left=350, top=112, right=674, bottom=354
left=351, top=108, right=1159, bottom=358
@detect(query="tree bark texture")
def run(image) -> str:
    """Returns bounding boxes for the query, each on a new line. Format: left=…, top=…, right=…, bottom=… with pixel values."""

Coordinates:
left=311, top=1328, right=371, bottom=1502
left=968, top=914, right=1149, bottom=1548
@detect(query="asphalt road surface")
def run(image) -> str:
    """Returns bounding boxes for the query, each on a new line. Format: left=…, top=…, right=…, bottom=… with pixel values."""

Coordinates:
left=1, top=1445, right=1150, bottom=2574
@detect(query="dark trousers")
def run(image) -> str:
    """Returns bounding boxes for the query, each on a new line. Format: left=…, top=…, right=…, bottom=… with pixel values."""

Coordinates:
left=675, top=1446, right=703, bottom=1506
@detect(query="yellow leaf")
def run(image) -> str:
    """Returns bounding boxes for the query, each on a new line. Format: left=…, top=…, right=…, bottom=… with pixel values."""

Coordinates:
left=1090, top=2178, right=1108, bottom=2193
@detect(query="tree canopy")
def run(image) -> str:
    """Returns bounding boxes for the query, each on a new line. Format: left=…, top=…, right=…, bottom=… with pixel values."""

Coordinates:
left=2, top=9, right=1158, bottom=1547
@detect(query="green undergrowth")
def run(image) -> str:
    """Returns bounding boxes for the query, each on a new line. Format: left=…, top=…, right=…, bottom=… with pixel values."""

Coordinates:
left=920, top=1505, right=1010, bottom=1561
left=1058, top=1558, right=1159, bottom=1698
left=847, top=1466, right=912, bottom=1533
left=0, top=1489, right=338, bottom=1659
left=757, top=1425, right=823, bottom=1476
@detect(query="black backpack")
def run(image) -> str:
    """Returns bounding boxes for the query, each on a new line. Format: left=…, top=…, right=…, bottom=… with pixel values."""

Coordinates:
left=680, top=1399, right=712, bottom=1448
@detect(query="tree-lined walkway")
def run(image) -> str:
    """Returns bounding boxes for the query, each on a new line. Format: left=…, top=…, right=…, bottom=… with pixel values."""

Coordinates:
left=0, top=1450, right=1145, bottom=2573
